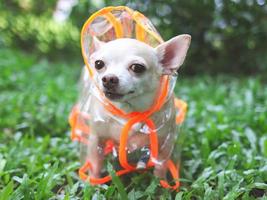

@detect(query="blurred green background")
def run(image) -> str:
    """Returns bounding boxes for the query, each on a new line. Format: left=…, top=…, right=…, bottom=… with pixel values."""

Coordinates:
left=1, top=0, right=267, bottom=199
left=1, top=0, right=267, bottom=74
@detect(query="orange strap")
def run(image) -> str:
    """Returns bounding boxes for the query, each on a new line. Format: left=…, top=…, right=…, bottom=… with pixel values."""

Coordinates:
left=79, top=159, right=180, bottom=190
left=159, top=160, right=180, bottom=190
left=79, top=160, right=132, bottom=185
left=69, top=98, right=187, bottom=190
left=118, top=117, right=159, bottom=170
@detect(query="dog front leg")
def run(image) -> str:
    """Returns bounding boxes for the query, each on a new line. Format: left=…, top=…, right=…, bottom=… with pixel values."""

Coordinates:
left=153, top=144, right=171, bottom=179
left=154, top=161, right=168, bottom=179
left=86, top=133, right=104, bottom=178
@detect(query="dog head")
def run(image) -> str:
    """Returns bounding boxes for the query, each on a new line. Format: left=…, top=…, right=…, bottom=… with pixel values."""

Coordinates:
left=89, top=35, right=191, bottom=111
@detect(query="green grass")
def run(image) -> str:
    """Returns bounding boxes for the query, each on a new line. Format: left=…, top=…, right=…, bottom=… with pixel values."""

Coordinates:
left=0, top=48, right=266, bottom=199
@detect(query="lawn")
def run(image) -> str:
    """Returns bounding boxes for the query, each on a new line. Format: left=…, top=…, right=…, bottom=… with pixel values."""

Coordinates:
left=0, top=48, right=266, bottom=199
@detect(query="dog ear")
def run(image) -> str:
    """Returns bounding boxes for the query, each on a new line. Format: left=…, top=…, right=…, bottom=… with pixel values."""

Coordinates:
left=92, top=37, right=105, bottom=52
left=156, top=34, right=191, bottom=75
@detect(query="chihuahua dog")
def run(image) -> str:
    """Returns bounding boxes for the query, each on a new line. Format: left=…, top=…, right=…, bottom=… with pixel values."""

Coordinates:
left=80, top=34, right=191, bottom=179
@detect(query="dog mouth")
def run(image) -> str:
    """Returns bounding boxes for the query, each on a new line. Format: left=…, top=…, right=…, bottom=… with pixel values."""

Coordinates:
left=104, top=90, right=135, bottom=100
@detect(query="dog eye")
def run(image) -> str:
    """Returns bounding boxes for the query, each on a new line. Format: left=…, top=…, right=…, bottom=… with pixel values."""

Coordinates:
left=129, top=64, right=146, bottom=74
left=95, top=60, right=105, bottom=70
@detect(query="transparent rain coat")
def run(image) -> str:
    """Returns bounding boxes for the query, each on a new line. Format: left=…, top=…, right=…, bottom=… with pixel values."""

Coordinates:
left=69, top=6, right=187, bottom=190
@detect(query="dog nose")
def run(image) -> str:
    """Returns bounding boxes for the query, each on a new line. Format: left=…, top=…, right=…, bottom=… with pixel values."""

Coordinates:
left=102, top=75, right=119, bottom=89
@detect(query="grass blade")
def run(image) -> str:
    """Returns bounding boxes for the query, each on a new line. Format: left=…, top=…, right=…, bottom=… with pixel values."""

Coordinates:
left=107, top=162, right=128, bottom=200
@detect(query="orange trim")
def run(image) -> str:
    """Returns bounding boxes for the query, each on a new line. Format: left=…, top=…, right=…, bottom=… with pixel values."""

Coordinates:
left=104, top=12, right=123, bottom=38
left=79, top=160, right=135, bottom=185
left=119, top=117, right=138, bottom=170
left=159, top=160, right=180, bottom=190
left=132, top=11, right=164, bottom=44
left=175, top=98, right=187, bottom=124
left=136, top=23, right=145, bottom=42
